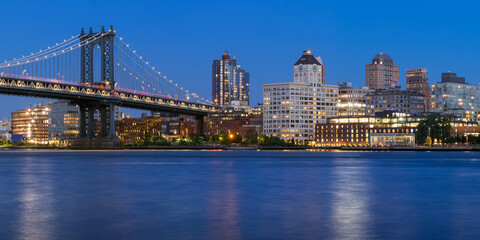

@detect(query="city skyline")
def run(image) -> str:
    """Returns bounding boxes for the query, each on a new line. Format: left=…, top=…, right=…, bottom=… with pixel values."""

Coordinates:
left=1, top=0, right=480, bottom=119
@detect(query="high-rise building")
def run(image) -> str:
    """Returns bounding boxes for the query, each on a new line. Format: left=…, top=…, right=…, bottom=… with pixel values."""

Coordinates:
left=338, top=82, right=373, bottom=116
left=263, top=50, right=338, bottom=142
left=212, top=51, right=250, bottom=107
left=406, top=68, right=431, bottom=111
left=365, top=53, right=399, bottom=89
left=11, top=104, right=50, bottom=144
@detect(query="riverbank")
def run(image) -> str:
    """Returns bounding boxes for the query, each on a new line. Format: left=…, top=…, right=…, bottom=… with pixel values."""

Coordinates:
left=2, top=144, right=480, bottom=151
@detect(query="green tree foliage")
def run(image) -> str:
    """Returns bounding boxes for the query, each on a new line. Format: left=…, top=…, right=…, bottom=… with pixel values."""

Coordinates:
left=415, top=115, right=451, bottom=146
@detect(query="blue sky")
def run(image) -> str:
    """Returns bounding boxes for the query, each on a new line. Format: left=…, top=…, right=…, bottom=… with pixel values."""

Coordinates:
left=0, top=0, right=479, bottom=118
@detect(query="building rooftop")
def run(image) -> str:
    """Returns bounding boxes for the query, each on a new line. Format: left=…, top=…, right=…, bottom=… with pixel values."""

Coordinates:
left=373, top=53, right=392, bottom=61
left=294, top=50, right=322, bottom=65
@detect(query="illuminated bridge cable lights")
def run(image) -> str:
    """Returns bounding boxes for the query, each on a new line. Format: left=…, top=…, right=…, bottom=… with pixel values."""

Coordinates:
left=0, top=28, right=213, bottom=110
left=114, top=35, right=211, bottom=105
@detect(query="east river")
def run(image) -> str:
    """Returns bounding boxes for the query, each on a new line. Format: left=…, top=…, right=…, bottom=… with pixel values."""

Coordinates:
left=0, top=150, right=480, bottom=239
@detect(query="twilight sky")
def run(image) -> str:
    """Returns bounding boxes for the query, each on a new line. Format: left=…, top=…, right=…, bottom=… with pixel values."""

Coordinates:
left=0, top=0, right=479, bottom=118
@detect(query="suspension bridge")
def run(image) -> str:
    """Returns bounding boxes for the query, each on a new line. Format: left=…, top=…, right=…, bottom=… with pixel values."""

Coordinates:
left=0, top=26, right=216, bottom=148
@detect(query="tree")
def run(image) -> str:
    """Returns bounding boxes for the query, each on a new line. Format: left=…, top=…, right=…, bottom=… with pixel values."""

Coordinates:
left=415, top=114, right=451, bottom=146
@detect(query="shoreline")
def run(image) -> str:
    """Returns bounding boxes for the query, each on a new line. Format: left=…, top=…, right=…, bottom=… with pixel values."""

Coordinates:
left=1, top=145, right=480, bottom=151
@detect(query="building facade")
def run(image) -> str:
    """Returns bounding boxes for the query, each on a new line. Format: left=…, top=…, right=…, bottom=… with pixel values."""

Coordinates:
left=431, top=74, right=480, bottom=122
left=441, top=72, right=465, bottom=84
left=204, top=109, right=250, bottom=137
left=48, top=100, right=80, bottom=144
left=406, top=68, right=431, bottom=111
left=366, top=89, right=425, bottom=116
left=338, top=82, right=373, bottom=116
left=212, top=51, right=250, bottom=107
left=365, top=53, right=400, bottom=89
left=315, top=111, right=421, bottom=146
left=11, top=104, right=50, bottom=144
left=0, top=119, right=11, bottom=141
left=116, top=117, right=163, bottom=143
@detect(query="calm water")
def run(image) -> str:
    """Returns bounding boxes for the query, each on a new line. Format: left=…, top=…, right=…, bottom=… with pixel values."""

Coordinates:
left=0, top=150, right=480, bottom=240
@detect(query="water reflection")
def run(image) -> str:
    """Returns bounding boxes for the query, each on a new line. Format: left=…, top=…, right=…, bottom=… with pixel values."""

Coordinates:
left=207, top=163, right=241, bottom=240
left=332, top=161, right=371, bottom=240
left=16, top=157, right=56, bottom=240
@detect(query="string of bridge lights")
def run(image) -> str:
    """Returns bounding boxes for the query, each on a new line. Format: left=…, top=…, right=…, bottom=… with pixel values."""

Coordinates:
left=114, top=35, right=212, bottom=105
left=0, top=28, right=211, bottom=105
left=0, top=34, right=80, bottom=67
left=0, top=32, right=102, bottom=68
left=112, top=41, right=189, bottom=101
left=113, top=53, right=182, bottom=100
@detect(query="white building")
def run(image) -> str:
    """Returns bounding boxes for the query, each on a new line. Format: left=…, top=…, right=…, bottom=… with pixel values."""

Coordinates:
left=431, top=79, right=480, bottom=122
left=263, top=50, right=338, bottom=142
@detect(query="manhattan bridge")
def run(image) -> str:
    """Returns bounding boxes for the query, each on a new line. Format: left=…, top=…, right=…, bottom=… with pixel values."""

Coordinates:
left=0, top=26, right=217, bottom=148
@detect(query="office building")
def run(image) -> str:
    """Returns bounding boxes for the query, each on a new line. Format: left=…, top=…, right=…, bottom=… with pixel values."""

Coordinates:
left=11, top=104, right=50, bottom=144
left=431, top=73, right=480, bottom=122
left=406, top=68, right=431, bottom=111
left=365, top=53, right=399, bottom=89
left=263, top=50, right=338, bottom=142
left=366, top=89, right=425, bottom=116
left=212, top=51, right=250, bottom=107
left=338, top=82, right=373, bottom=116
left=315, top=111, right=420, bottom=146
left=48, top=100, right=79, bottom=144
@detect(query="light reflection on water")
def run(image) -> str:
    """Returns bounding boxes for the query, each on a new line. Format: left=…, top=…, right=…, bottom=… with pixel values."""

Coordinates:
left=332, top=163, right=371, bottom=240
left=17, top=157, right=56, bottom=240
left=0, top=151, right=480, bottom=240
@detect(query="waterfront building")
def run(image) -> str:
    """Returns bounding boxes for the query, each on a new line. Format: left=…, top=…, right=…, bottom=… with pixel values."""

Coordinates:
left=365, top=53, right=400, bottom=89
left=116, top=116, right=163, bottom=143
left=0, top=119, right=11, bottom=141
left=366, top=89, right=425, bottom=116
left=431, top=72, right=480, bottom=122
left=338, top=82, right=373, bottom=116
left=47, top=100, right=79, bottom=144
left=204, top=107, right=262, bottom=138
left=315, top=111, right=421, bottom=146
left=11, top=104, right=50, bottom=144
left=406, top=68, right=431, bottom=111
left=212, top=51, right=250, bottom=107
left=263, top=50, right=338, bottom=142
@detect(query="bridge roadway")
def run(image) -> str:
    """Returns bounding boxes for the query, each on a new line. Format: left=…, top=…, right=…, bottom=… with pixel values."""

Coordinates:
left=0, top=76, right=217, bottom=117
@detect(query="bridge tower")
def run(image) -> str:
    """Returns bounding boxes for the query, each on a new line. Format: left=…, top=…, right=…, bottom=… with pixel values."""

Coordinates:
left=72, top=26, right=122, bottom=149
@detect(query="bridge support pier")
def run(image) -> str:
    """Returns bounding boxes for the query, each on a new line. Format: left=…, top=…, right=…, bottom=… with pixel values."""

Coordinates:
left=79, top=105, right=87, bottom=137
left=195, top=116, right=204, bottom=135
left=71, top=101, right=122, bottom=149
left=109, top=102, right=116, bottom=138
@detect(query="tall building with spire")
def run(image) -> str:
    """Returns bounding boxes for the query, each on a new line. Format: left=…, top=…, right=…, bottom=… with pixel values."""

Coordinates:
left=211, top=51, right=250, bottom=107
left=365, top=53, right=399, bottom=89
